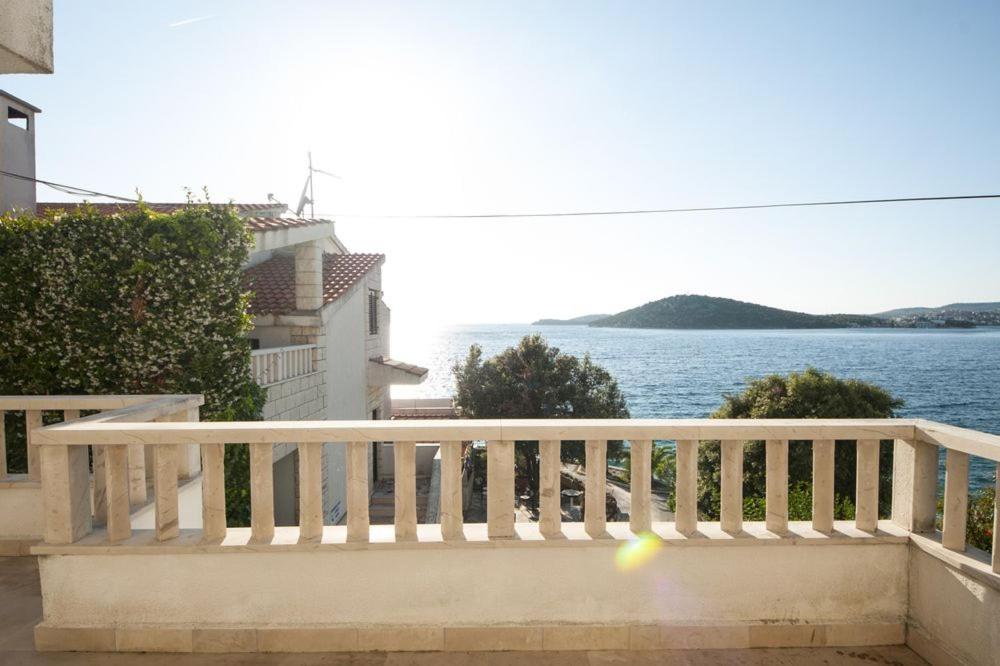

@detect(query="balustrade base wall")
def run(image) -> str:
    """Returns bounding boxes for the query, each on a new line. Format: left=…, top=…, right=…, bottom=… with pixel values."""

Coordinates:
left=34, top=539, right=908, bottom=652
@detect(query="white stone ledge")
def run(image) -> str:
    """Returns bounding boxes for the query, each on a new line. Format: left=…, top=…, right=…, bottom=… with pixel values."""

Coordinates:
left=32, top=520, right=909, bottom=555
left=34, top=621, right=907, bottom=653
left=907, top=530, right=1000, bottom=593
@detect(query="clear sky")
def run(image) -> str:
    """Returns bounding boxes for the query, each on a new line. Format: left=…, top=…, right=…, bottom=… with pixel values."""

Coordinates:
left=5, top=1, right=1000, bottom=330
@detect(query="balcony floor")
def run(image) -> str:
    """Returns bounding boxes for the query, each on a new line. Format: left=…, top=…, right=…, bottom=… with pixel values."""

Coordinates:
left=0, top=557, right=927, bottom=665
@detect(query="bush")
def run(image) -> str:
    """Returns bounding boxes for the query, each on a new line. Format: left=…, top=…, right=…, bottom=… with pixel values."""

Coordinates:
left=0, top=202, right=265, bottom=524
left=697, top=368, right=903, bottom=520
left=967, top=483, right=996, bottom=553
left=453, top=334, right=629, bottom=494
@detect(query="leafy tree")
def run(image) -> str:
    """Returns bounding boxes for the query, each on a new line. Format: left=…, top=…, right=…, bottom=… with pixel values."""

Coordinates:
left=697, top=368, right=903, bottom=520
left=452, top=334, right=629, bottom=495
left=0, top=203, right=265, bottom=524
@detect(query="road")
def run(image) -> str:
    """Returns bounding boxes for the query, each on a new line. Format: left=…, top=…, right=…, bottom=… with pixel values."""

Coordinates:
left=561, top=464, right=674, bottom=521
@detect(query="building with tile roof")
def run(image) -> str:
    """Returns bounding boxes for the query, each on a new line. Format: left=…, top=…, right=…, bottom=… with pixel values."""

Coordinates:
left=232, top=203, right=425, bottom=527
left=37, top=198, right=425, bottom=527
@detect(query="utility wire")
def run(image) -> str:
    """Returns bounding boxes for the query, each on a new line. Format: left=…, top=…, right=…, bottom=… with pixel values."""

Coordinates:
left=313, top=193, right=1000, bottom=220
left=4, top=168, right=999, bottom=219
left=0, top=169, right=139, bottom=203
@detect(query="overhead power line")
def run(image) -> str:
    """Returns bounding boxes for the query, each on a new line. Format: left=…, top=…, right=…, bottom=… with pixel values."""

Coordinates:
left=314, top=193, right=1000, bottom=220
left=0, top=169, right=140, bottom=203
left=3, top=168, right=999, bottom=219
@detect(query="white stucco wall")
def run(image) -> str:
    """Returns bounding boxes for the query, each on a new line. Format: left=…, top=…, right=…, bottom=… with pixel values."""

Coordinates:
left=37, top=542, right=908, bottom=629
left=907, top=545, right=1000, bottom=666
left=0, top=93, right=37, bottom=213
left=0, top=0, right=53, bottom=74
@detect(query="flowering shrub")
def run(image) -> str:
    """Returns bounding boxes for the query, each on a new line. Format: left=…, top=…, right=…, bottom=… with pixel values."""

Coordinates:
left=0, top=203, right=265, bottom=523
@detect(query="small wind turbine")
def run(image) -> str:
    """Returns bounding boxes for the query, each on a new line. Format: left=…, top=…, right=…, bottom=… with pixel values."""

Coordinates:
left=295, top=152, right=341, bottom=218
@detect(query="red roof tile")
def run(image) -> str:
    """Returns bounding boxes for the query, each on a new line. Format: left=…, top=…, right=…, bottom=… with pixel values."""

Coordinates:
left=36, top=203, right=327, bottom=232
left=243, top=252, right=384, bottom=315
left=242, top=216, right=330, bottom=232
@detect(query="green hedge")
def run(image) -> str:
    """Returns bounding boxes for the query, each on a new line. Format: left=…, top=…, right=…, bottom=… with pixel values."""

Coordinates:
left=0, top=203, right=265, bottom=524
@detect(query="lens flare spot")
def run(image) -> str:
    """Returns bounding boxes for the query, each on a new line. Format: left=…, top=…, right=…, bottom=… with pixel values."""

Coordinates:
left=615, top=532, right=662, bottom=571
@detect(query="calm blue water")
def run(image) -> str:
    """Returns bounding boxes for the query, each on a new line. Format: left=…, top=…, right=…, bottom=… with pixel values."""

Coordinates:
left=394, top=325, right=1000, bottom=490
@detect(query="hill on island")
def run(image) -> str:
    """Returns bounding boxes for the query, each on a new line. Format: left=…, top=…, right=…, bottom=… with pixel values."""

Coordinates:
left=872, top=301, right=1000, bottom=318
left=532, top=314, right=610, bottom=326
left=590, top=295, right=882, bottom=330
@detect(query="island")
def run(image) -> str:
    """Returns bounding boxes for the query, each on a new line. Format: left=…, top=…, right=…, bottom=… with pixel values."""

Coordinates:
left=533, top=295, right=990, bottom=330
left=531, top=314, right=610, bottom=326
left=590, top=295, right=882, bottom=329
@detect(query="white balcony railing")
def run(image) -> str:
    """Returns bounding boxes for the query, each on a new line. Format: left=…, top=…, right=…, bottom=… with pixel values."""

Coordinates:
left=10, top=396, right=1000, bottom=660
left=250, top=344, right=317, bottom=386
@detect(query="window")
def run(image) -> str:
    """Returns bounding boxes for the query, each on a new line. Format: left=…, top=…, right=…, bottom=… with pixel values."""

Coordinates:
left=368, top=289, right=380, bottom=335
left=7, top=107, right=28, bottom=131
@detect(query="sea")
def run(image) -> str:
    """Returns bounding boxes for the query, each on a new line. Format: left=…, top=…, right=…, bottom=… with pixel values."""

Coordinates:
left=392, top=324, right=1000, bottom=491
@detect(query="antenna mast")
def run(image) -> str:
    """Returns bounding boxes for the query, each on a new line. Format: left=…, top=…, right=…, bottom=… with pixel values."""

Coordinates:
left=308, top=152, right=315, bottom=219
left=295, top=153, right=340, bottom=217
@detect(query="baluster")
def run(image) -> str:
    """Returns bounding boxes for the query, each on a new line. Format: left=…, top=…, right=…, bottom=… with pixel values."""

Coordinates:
left=298, top=442, right=323, bottom=541
left=675, top=439, right=698, bottom=535
left=630, top=439, right=652, bottom=533
left=941, top=449, right=969, bottom=551
left=153, top=443, right=179, bottom=541
left=175, top=408, right=201, bottom=479
left=250, top=442, right=275, bottom=543
left=440, top=441, right=464, bottom=539
left=487, top=440, right=514, bottom=539
left=720, top=439, right=743, bottom=533
left=105, top=445, right=131, bottom=542
left=855, top=439, right=879, bottom=532
left=200, top=443, right=226, bottom=542
left=766, top=439, right=789, bottom=533
left=539, top=439, right=561, bottom=537
left=394, top=441, right=417, bottom=541
left=92, top=445, right=107, bottom=525
left=40, top=443, right=92, bottom=544
left=26, top=410, right=41, bottom=481
left=63, top=409, right=104, bottom=526
left=585, top=439, right=607, bottom=537
left=347, top=441, right=370, bottom=542
left=1, top=410, right=7, bottom=476
left=812, top=439, right=835, bottom=533
left=891, top=438, right=938, bottom=533
left=127, top=443, right=147, bottom=504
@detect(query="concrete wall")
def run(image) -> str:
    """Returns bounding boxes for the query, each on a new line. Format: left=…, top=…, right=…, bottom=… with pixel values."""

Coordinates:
left=907, top=544, right=1000, bottom=666
left=35, top=542, right=908, bottom=653
left=0, top=93, right=37, bottom=213
left=0, top=0, right=53, bottom=74
left=261, top=371, right=325, bottom=526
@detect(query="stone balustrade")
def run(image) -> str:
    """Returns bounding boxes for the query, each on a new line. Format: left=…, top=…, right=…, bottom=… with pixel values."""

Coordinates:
left=250, top=343, right=318, bottom=386
left=0, top=395, right=203, bottom=551
left=10, top=396, right=1000, bottom=661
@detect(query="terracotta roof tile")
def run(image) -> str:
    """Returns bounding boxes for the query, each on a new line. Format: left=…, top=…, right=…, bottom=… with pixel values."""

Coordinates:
left=36, top=203, right=327, bottom=232
left=243, top=252, right=384, bottom=315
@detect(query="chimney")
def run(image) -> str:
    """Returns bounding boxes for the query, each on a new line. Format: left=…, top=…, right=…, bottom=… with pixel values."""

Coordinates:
left=0, top=90, right=40, bottom=215
left=294, top=241, right=324, bottom=311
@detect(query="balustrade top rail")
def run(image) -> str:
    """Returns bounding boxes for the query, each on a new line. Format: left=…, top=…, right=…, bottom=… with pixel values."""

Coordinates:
left=27, top=416, right=1000, bottom=462
left=8, top=393, right=999, bottom=580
